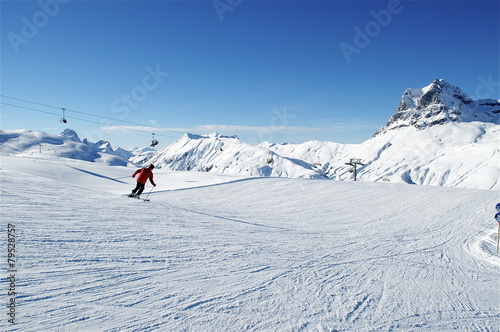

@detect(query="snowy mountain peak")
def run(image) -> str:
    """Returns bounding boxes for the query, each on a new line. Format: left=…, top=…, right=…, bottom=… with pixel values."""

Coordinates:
left=60, top=128, right=81, bottom=142
left=144, top=131, right=325, bottom=178
left=375, top=79, right=500, bottom=135
left=421, top=79, right=473, bottom=105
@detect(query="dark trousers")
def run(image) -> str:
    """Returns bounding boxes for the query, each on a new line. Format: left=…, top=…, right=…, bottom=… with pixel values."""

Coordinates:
left=131, top=182, right=146, bottom=196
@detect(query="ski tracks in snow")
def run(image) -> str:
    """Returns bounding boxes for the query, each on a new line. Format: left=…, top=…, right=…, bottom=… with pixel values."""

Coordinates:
left=1, top=165, right=499, bottom=331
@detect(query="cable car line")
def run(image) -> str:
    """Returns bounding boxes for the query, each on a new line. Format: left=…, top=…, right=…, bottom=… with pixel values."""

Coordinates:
left=0, top=101, right=180, bottom=139
left=0, top=95, right=185, bottom=140
left=0, top=94, right=185, bottom=136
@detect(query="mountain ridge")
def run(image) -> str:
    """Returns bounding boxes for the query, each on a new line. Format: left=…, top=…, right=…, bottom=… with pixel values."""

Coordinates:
left=0, top=128, right=134, bottom=166
left=140, top=80, right=498, bottom=189
left=1, top=80, right=498, bottom=190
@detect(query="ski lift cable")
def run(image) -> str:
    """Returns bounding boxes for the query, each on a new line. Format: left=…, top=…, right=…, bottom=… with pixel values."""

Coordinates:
left=0, top=94, right=185, bottom=136
left=1, top=95, right=56, bottom=110
left=0, top=102, right=180, bottom=139
left=1, top=102, right=60, bottom=117
left=0, top=95, right=185, bottom=136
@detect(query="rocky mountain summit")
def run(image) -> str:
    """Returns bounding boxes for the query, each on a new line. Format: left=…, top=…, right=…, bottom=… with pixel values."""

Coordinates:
left=374, top=79, right=500, bottom=135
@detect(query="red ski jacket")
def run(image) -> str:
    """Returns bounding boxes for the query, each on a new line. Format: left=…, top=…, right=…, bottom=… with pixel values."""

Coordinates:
left=133, top=167, right=156, bottom=186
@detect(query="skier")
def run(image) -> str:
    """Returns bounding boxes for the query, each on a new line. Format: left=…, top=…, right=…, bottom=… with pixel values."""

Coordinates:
left=129, top=164, right=156, bottom=198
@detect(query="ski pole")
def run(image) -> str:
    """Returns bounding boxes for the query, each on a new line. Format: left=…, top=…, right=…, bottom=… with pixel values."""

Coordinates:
left=144, top=186, right=154, bottom=201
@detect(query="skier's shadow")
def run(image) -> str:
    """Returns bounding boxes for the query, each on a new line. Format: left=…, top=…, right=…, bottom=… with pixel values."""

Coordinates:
left=69, top=167, right=128, bottom=184
left=178, top=207, right=290, bottom=231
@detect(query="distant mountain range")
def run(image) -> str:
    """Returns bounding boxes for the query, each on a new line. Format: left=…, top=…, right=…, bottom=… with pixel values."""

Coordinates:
left=1, top=128, right=134, bottom=166
left=1, top=79, right=498, bottom=190
left=138, top=79, right=499, bottom=190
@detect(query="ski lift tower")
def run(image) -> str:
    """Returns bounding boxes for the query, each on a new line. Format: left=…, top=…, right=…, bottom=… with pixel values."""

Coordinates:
left=345, top=158, right=365, bottom=181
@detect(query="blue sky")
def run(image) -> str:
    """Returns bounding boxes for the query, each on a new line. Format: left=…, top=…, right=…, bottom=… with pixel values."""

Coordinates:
left=1, top=0, right=499, bottom=148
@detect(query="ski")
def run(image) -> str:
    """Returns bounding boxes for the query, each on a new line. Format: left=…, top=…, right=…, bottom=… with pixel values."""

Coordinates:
left=126, top=194, right=150, bottom=202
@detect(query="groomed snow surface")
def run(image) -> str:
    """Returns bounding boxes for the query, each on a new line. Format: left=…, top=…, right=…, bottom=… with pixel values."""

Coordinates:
left=1, top=155, right=499, bottom=331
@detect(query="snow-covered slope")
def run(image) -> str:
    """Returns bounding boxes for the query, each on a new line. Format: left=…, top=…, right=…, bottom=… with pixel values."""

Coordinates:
left=260, top=140, right=355, bottom=174
left=1, top=155, right=498, bottom=331
left=324, top=122, right=500, bottom=190
left=147, top=132, right=326, bottom=178
left=0, top=129, right=133, bottom=166
left=128, top=146, right=157, bottom=165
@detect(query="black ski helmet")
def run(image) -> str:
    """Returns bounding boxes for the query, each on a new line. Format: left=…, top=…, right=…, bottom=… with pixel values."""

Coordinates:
left=149, top=164, right=155, bottom=169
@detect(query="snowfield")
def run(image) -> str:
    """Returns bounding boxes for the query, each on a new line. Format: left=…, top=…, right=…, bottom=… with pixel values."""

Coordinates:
left=1, top=155, right=499, bottom=331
